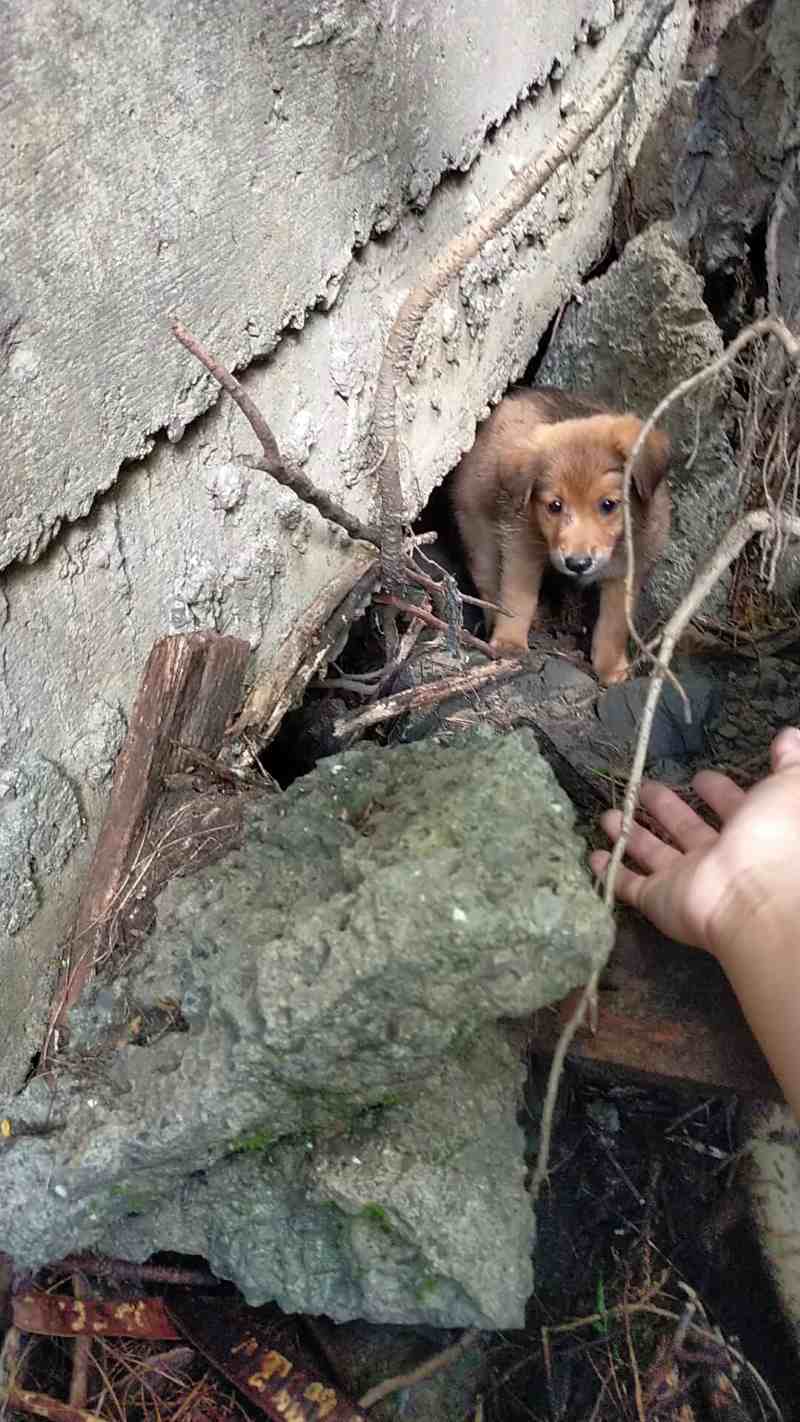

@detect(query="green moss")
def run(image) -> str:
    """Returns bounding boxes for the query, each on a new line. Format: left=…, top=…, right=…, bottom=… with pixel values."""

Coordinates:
left=228, top=1127, right=276, bottom=1156
left=360, top=1202, right=392, bottom=1234
left=108, top=1182, right=160, bottom=1215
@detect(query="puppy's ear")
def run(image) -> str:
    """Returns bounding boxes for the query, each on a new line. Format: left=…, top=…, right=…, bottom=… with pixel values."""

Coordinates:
left=612, top=416, right=671, bottom=501
left=500, top=442, right=545, bottom=512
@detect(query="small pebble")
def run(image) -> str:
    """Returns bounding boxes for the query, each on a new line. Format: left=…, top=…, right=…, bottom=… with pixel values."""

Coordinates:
left=716, top=720, right=740, bottom=740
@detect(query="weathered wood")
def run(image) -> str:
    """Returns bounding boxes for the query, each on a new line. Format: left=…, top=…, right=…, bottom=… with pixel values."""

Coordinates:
left=50, top=632, right=250, bottom=1034
left=229, top=560, right=378, bottom=739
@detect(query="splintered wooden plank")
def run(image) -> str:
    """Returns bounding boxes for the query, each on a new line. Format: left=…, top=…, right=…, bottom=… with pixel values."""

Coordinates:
left=528, top=911, right=783, bottom=1101
left=51, top=631, right=250, bottom=1031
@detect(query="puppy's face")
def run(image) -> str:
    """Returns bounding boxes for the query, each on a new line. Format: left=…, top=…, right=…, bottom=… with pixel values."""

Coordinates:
left=524, top=414, right=670, bottom=582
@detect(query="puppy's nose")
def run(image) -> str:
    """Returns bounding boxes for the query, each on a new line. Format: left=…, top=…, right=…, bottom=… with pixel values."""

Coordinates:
left=564, top=554, right=594, bottom=576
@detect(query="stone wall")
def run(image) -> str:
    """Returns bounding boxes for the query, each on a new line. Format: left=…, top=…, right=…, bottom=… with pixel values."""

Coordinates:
left=0, top=0, right=693, bottom=1092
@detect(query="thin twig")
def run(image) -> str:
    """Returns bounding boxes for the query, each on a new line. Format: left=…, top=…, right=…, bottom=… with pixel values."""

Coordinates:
left=1, top=1389, right=106, bottom=1422
left=372, top=0, right=677, bottom=588
left=766, top=154, right=798, bottom=319
left=68, top=1276, right=91, bottom=1412
left=543, top=1296, right=782, bottom=1418
left=334, top=658, right=526, bottom=738
left=171, top=320, right=379, bottom=547
left=404, top=555, right=510, bottom=615
left=624, top=1290, right=645, bottom=1422
left=621, top=317, right=800, bottom=659
left=374, top=593, right=495, bottom=657
left=170, top=742, right=275, bottom=790
left=358, top=1328, right=479, bottom=1409
left=55, top=1257, right=219, bottom=1288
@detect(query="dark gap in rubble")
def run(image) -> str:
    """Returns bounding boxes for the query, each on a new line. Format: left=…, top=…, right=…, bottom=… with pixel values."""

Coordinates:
left=259, top=369, right=601, bottom=795
left=518, top=1062, right=800, bottom=1422
left=21, top=1049, right=41, bottom=1088
left=700, top=217, right=768, bottom=344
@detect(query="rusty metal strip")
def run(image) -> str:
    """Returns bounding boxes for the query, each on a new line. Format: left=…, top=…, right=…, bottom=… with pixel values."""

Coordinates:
left=13, top=1290, right=179, bottom=1340
left=166, top=1295, right=369, bottom=1422
left=528, top=913, right=783, bottom=1100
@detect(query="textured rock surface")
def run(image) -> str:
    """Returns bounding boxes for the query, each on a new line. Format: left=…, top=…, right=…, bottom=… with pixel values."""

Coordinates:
left=393, top=645, right=800, bottom=805
left=674, top=0, right=800, bottom=282
left=537, top=222, right=738, bottom=619
left=289, top=1319, right=490, bottom=1422
left=621, top=78, right=698, bottom=231
left=0, top=755, right=84, bottom=1077
left=0, top=730, right=612, bottom=1323
left=742, top=1102, right=800, bottom=1356
left=0, top=0, right=692, bottom=1094
left=102, top=1030, right=533, bottom=1328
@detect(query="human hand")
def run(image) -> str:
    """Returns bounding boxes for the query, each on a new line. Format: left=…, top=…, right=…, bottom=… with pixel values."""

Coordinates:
left=590, top=726, right=800, bottom=961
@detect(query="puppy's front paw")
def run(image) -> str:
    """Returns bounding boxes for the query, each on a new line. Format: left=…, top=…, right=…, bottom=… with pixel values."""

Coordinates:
left=489, top=634, right=529, bottom=659
left=594, top=656, right=631, bottom=686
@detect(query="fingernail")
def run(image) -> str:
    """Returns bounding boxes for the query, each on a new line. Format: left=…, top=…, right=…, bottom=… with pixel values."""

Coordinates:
left=774, top=726, right=800, bottom=767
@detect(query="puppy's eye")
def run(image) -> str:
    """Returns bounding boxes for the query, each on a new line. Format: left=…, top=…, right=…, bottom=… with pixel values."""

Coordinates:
left=599, top=497, right=619, bottom=515
left=546, top=498, right=563, bottom=515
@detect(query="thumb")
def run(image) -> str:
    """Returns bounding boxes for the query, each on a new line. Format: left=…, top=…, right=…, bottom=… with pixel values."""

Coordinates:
left=771, top=726, right=800, bottom=772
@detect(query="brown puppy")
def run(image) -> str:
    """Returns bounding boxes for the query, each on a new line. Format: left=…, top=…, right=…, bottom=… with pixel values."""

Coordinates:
left=451, top=387, right=671, bottom=684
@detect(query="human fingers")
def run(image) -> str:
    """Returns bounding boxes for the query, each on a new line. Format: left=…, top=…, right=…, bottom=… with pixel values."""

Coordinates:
left=637, top=782, right=718, bottom=852
left=589, top=850, right=648, bottom=910
left=592, top=842, right=706, bottom=946
left=598, top=808, right=681, bottom=874
left=691, top=768, right=746, bottom=822
left=771, top=725, right=800, bottom=771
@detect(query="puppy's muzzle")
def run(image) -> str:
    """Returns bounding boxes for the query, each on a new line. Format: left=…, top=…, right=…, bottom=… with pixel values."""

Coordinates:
left=562, top=553, right=594, bottom=577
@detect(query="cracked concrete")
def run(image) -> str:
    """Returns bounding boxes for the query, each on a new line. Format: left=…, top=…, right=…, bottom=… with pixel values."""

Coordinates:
left=0, top=0, right=692, bottom=1092
left=2, top=0, right=639, bottom=575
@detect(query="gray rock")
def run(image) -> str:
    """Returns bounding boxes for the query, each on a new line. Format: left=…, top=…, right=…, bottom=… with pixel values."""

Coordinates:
left=684, top=0, right=751, bottom=76
left=595, top=669, right=720, bottom=759
left=537, top=222, right=739, bottom=619
left=102, top=1029, right=532, bottom=1329
left=674, top=0, right=800, bottom=282
left=621, top=79, right=698, bottom=230
left=0, top=729, right=612, bottom=1324
left=293, top=1318, right=490, bottom=1422
left=673, top=0, right=800, bottom=601
left=741, top=1101, right=800, bottom=1360
left=0, top=753, right=83, bottom=936
left=541, top=656, right=597, bottom=697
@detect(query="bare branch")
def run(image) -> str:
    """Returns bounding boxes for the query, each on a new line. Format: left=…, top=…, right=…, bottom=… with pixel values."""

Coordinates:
left=171, top=320, right=380, bottom=547
left=359, top=1330, right=479, bottom=1410
left=334, top=659, right=525, bottom=739
left=621, top=316, right=800, bottom=658
left=372, top=0, right=678, bottom=588
left=374, top=593, right=497, bottom=658
left=766, top=152, right=799, bottom=318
